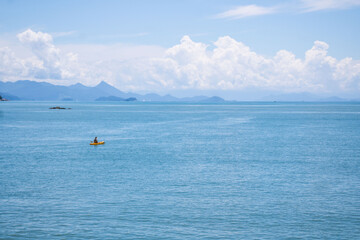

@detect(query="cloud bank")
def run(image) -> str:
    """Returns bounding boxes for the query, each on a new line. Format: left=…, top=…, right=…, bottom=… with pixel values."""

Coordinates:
left=0, top=29, right=359, bottom=96
left=119, top=36, right=360, bottom=95
left=0, top=29, right=81, bottom=81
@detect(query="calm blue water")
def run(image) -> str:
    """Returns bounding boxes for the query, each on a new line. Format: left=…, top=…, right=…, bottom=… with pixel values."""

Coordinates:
left=1, top=102, right=360, bottom=239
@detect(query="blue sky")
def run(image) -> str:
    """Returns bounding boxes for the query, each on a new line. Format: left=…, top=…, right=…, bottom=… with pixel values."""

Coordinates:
left=0, top=0, right=360, bottom=98
left=2, top=0, right=360, bottom=58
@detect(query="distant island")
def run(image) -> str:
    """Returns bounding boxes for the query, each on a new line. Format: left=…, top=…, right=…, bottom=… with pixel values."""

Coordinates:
left=0, top=95, right=8, bottom=101
left=49, top=106, right=71, bottom=109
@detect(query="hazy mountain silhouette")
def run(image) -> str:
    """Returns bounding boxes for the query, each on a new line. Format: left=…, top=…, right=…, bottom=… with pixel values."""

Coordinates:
left=95, top=96, right=137, bottom=101
left=0, top=91, right=20, bottom=100
left=200, top=96, right=226, bottom=103
left=261, top=92, right=350, bottom=102
left=0, top=80, right=226, bottom=102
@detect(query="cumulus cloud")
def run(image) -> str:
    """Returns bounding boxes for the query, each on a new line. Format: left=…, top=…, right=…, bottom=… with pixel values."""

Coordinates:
left=14, top=29, right=81, bottom=80
left=0, top=30, right=359, bottom=96
left=215, top=5, right=277, bottom=19
left=109, top=36, right=360, bottom=94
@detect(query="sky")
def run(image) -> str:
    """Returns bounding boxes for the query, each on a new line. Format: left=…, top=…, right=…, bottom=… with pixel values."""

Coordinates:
left=0, top=0, right=360, bottom=99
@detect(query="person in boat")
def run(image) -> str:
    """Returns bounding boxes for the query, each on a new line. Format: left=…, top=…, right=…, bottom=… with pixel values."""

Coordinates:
left=94, top=137, right=98, bottom=143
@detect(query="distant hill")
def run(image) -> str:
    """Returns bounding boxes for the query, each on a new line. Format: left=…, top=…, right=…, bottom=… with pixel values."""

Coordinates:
left=1, top=80, right=355, bottom=102
left=262, top=92, right=319, bottom=102
left=317, top=96, right=348, bottom=102
left=0, top=92, right=21, bottom=100
left=0, top=80, right=227, bottom=102
left=0, top=80, right=66, bottom=100
left=96, top=96, right=137, bottom=101
left=0, top=80, right=127, bottom=101
left=200, top=96, right=225, bottom=103
left=141, top=93, right=178, bottom=102
left=262, top=92, right=350, bottom=102
left=180, top=96, right=208, bottom=102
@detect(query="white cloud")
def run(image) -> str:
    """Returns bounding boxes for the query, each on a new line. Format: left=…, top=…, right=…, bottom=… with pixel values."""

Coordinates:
left=0, top=30, right=359, bottom=96
left=107, top=36, right=360, bottom=94
left=215, top=5, right=277, bottom=19
left=0, top=29, right=165, bottom=86
left=0, top=47, right=26, bottom=79
left=301, top=0, right=360, bottom=12
left=16, top=29, right=80, bottom=79
left=59, top=43, right=165, bottom=63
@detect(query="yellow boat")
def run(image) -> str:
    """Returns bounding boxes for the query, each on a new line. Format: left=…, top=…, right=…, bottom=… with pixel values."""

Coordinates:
left=90, top=141, right=105, bottom=145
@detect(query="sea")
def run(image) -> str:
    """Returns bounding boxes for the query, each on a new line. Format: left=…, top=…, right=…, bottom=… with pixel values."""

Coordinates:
left=0, top=101, right=359, bottom=239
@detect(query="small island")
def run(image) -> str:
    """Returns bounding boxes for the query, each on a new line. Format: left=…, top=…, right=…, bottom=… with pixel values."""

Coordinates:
left=49, top=106, right=71, bottom=109
left=0, top=95, right=8, bottom=101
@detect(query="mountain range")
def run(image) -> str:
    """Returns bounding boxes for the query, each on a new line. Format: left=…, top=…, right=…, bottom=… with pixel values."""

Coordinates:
left=1, top=80, right=358, bottom=102
left=0, top=80, right=226, bottom=102
left=260, top=92, right=353, bottom=102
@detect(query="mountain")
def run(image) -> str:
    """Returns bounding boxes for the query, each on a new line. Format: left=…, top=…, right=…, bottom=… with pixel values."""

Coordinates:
left=262, top=92, right=321, bottom=102
left=0, top=80, right=67, bottom=100
left=95, top=96, right=137, bottom=101
left=66, top=81, right=127, bottom=101
left=0, top=80, right=227, bottom=102
left=94, top=81, right=126, bottom=96
left=179, top=96, right=209, bottom=102
left=318, top=96, right=348, bottom=102
left=140, top=93, right=178, bottom=101
left=200, top=96, right=226, bottom=103
left=262, top=92, right=353, bottom=102
left=0, top=92, right=21, bottom=100
left=0, top=80, right=127, bottom=101
left=1, top=80, right=355, bottom=102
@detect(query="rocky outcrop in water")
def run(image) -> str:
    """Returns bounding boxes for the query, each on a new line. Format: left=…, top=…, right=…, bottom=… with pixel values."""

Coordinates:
left=49, top=106, right=71, bottom=109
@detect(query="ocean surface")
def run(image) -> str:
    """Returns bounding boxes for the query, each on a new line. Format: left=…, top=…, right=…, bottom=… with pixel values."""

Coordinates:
left=1, top=101, right=360, bottom=239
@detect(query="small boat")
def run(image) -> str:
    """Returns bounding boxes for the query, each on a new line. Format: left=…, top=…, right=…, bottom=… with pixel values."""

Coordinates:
left=90, top=141, right=105, bottom=145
